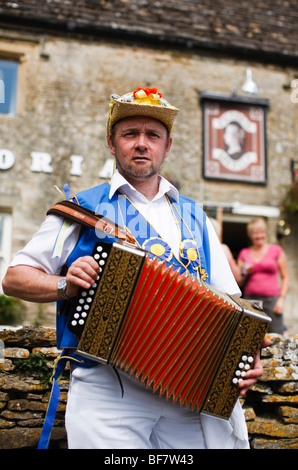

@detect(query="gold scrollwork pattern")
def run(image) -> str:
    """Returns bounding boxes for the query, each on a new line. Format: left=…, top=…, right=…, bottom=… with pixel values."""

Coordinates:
left=201, top=314, right=269, bottom=419
left=78, top=248, right=144, bottom=361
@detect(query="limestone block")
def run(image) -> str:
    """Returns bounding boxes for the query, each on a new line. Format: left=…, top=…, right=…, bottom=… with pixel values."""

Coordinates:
left=274, top=382, right=298, bottom=393
left=278, top=406, right=298, bottom=424
left=244, top=407, right=256, bottom=421
left=0, top=427, right=41, bottom=449
left=0, top=327, right=56, bottom=348
left=260, top=394, right=298, bottom=405
left=0, top=374, right=48, bottom=393
left=32, top=346, right=61, bottom=357
left=1, top=409, right=44, bottom=421
left=4, top=348, right=30, bottom=359
left=251, top=437, right=298, bottom=449
left=259, top=365, right=298, bottom=381
left=247, top=417, right=298, bottom=438
left=0, top=418, right=14, bottom=429
left=7, top=399, right=29, bottom=411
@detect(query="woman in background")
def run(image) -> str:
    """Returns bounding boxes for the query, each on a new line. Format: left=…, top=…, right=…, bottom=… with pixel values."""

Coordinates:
left=238, top=217, right=290, bottom=335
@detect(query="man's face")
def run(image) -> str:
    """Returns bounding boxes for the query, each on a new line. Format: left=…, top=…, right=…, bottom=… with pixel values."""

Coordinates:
left=108, top=116, right=172, bottom=183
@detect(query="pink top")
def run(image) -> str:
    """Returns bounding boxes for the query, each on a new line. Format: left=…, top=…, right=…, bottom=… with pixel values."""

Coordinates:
left=238, top=244, right=283, bottom=296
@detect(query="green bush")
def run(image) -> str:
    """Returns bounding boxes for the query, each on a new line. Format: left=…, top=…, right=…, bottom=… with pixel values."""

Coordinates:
left=14, top=353, right=52, bottom=385
left=0, top=294, right=24, bottom=325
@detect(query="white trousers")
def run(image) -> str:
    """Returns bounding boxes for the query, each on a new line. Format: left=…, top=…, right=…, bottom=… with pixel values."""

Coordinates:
left=65, top=364, right=249, bottom=449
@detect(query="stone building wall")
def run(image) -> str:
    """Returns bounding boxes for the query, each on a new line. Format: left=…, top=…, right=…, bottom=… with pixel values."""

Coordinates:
left=0, top=327, right=68, bottom=449
left=0, top=32, right=297, bottom=331
left=1, top=36, right=296, bottom=237
left=0, top=326, right=297, bottom=449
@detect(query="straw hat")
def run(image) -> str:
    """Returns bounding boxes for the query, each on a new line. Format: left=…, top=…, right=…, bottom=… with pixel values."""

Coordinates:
left=107, top=87, right=179, bottom=139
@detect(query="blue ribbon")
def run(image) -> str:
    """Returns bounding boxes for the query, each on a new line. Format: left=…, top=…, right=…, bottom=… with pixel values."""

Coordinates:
left=37, top=378, right=61, bottom=449
left=37, top=352, right=69, bottom=449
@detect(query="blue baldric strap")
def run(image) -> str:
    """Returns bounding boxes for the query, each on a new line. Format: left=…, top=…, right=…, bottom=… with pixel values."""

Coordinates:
left=37, top=350, right=93, bottom=449
left=37, top=350, right=70, bottom=449
left=37, top=377, right=61, bottom=449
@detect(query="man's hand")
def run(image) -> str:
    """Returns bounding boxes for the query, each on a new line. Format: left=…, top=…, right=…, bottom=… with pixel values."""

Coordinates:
left=238, top=337, right=271, bottom=396
left=65, top=255, right=100, bottom=298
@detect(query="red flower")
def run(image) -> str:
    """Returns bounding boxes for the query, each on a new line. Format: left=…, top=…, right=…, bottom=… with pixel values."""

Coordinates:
left=133, top=87, right=162, bottom=98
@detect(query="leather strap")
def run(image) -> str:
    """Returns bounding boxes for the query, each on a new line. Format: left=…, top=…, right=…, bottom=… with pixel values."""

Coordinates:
left=47, top=200, right=137, bottom=245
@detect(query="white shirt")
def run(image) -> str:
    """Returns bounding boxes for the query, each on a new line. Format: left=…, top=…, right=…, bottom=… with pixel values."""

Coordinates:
left=9, top=171, right=247, bottom=447
left=10, top=170, right=240, bottom=296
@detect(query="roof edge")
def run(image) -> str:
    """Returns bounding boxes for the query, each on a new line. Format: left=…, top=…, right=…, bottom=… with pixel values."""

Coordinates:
left=0, top=13, right=297, bottom=67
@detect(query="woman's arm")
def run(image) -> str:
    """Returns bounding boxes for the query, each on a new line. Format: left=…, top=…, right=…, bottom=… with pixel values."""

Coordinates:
left=273, top=251, right=290, bottom=314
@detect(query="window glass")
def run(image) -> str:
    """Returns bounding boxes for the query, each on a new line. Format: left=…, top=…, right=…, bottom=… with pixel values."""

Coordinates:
left=0, top=60, right=18, bottom=115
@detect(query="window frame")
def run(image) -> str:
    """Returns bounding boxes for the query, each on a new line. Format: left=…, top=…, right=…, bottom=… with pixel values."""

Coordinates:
left=0, top=58, right=19, bottom=115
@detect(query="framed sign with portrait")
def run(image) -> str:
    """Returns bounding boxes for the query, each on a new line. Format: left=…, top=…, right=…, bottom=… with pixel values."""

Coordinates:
left=200, top=93, right=269, bottom=184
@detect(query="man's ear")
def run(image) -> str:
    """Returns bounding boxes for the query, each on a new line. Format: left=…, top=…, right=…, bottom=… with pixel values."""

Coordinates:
left=108, top=134, right=116, bottom=156
left=164, top=137, right=172, bottom=160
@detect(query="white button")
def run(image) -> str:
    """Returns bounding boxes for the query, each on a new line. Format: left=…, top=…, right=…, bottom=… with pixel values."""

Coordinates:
left=248, top=356, right=254, bottom=363
left=97, top=246, right=103, bottom=252
left=74, top=313, right=79, bottom=319
left=238, top=362, right=244, bottom=369
left=245, top=364, right=250, bottom=370
left=76, top=306, right=82, bottom=312
left=232, top=378, right=238, bottom=384
left=242, top=355, right=248, bottom=362
left=71, top=320, right=77, bottom=326
left=79, top=319, right=84, bottom=325
left=94, top=254, right=100, bottom=260
left=235, top=370, right=241, bottom=376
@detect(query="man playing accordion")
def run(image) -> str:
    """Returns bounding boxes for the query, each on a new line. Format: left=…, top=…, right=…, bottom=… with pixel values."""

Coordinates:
left=3, top=87, right=268, bottom=449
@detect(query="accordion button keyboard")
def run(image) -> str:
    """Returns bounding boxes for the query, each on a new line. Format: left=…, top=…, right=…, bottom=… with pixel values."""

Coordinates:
left=67, top=241, right=113, bottom=336
left=232, top=351, right=253, bottom=385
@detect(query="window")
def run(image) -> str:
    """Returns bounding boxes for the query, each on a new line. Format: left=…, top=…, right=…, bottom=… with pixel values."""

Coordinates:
left=0, top=213, right=12, bottom=292
left=0, top=60, right=18, bottom=115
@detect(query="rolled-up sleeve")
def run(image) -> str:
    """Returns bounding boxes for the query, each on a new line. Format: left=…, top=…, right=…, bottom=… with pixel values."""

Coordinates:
left=9, top=215, right=80, bottom=275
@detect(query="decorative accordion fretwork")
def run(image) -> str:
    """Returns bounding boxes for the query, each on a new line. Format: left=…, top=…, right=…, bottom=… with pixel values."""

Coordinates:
left=67, top=241, right=270, bottom=420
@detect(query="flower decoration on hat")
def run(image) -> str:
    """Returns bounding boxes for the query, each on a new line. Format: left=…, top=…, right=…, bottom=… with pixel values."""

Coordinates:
left=133, top=87, right=163, bottom=105
left=142, top=237, right=172, bottom=262
left=107, top=86, right=179, bottom=141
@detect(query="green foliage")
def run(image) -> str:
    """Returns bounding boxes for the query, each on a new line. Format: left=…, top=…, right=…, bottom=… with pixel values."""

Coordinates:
left=14, top=353, right=52, bottom=385
left=282, top=182, right=298, bottom=217
left=0, top=294, right=23, bottom=325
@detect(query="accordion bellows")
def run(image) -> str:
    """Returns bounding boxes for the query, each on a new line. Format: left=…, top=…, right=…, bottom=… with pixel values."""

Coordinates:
left=67, top=241, right=270, bottom=419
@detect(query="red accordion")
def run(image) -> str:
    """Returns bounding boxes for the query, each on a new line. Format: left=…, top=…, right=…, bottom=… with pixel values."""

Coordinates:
left=68, top=241, right=270, bottom=419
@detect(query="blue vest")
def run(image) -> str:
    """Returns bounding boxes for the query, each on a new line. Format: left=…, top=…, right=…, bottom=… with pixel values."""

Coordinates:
left=56, top=182, right=211, bottom=350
